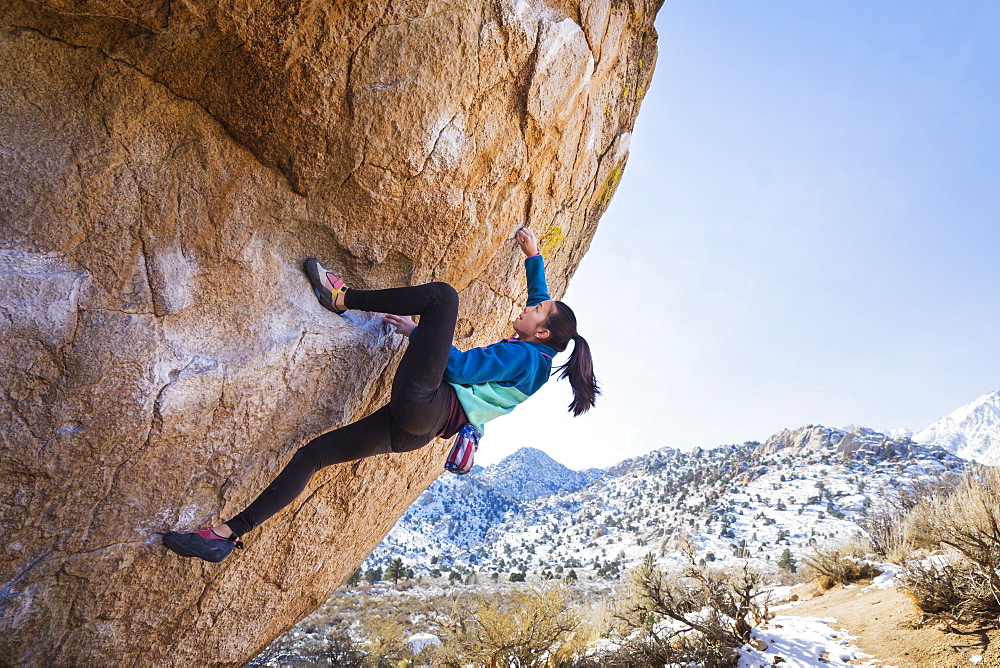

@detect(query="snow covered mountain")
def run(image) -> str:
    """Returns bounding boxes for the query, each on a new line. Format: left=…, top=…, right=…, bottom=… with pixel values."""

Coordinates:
left=912, top=390, right=1000, bottom=465
left=372, top=448, right=603, bottom=567
left=474, top=447, right=602, bottom=501
left=365, top=425, right=965, bottom=579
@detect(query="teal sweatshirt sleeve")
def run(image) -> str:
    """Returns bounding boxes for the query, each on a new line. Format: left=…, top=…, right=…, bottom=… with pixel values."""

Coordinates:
left=444, top=343, right=534, bottom=385
left=525, top=254, right=551, bottom=306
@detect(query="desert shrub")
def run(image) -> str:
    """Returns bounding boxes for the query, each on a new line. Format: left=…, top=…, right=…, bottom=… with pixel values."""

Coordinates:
left=575, top=593, right=617, bottom=640
left=602, top=553, right=768, bottom=668
left=415, top=595, right=479, bottom=667
left=904, top=466, right=1000, bottom=571
left=358, top=614, right=414, bottom=667
left=321, top=630, right=365, bottom=666
left=602, top=631, right=740, bottom=668
left=802, top=535, right=881, bottom=589
left=470, top=585, right=581, bottom=667
left=768, top=567, right=807, bottom=587
left=859, top=473, right=960, bottom=560
left=900, top=556, right=1000, bottom=625
left=899, top=466, right=1000, bottom=623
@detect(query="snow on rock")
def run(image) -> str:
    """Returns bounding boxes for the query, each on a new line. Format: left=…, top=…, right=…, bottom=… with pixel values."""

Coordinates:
left=476, top=447, right=599, bottom=501
left=869, top=562, right=899, bottom=589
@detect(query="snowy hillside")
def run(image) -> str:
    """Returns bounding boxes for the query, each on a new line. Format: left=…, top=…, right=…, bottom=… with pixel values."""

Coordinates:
left=912, top=389, right=1000, bottom=465
left=369, top=448, right=602, bottom=568
left=365, top=425, right=965, bottom=579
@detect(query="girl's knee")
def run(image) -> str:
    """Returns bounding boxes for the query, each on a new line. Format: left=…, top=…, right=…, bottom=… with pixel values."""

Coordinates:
left=427, top=282, right=458, bottom=308
left=294, top=441, right=324, bottom=472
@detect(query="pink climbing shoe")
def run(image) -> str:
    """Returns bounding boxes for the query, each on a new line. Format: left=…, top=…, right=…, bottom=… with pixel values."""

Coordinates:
left=162, top=526, right=243, bottom=563
left=304, top=258, right=348, bottom=314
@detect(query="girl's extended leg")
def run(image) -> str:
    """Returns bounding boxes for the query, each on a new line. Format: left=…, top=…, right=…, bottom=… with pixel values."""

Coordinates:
left=227, top=404, right=405, bottom=536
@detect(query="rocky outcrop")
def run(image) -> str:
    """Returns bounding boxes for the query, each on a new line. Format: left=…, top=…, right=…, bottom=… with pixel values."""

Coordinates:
left=0, top=0, right=660, bottom=663
left=756, top=425, right=959, bottom=464
left=755, top=425, right=844, bottom=458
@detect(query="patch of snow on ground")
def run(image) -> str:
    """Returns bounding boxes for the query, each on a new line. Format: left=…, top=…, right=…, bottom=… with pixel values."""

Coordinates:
left=738, top=616, right=875, bottom=667
left=870, top=562, right=899, bottom=589
left=407, top=633, right=441, bottom=654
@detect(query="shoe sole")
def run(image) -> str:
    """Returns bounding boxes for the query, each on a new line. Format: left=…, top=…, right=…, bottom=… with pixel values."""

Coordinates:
left=162, top=532, right=199, bottom=559
left=162, top=532, right=233, bottom=563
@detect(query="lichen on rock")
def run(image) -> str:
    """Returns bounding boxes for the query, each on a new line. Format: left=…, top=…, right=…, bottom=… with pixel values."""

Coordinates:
left=0, top=0, right=662, bottom=663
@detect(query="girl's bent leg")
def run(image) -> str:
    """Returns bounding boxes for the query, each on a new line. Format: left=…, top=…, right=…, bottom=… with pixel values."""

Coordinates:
left=226, top=405, right=395, bottom=536
left=344, top=281, right=457, bottom=320
left=347, top=283, right=460, bottom=435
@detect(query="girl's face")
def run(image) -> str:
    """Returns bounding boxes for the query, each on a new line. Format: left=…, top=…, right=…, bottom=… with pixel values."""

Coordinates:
left=513, top=300, right=556, bottom=342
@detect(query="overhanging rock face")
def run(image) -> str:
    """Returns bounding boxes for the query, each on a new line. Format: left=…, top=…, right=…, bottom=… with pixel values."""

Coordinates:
left=0, top=0, right=660, bottom=663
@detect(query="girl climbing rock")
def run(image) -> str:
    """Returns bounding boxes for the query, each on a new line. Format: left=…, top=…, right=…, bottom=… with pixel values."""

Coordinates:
left=162, top=228, right=599, bottom=563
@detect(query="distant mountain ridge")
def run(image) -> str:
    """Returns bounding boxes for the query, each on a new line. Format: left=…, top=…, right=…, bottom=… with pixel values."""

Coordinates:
left=366, top=424, right=966, bottom=578
left=912, top=390, right=1000, bottom=465
left=363, top=392, right=1000, bottom=579
left=369, top=447, right=603, bottom=566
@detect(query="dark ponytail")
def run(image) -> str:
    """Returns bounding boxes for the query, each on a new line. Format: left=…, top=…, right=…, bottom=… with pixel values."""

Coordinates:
left=544, top=302, right=600, bottom=416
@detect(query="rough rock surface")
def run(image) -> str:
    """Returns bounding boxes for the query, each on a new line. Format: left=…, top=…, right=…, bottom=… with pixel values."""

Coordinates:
left=0, top=0, right=660, bottom=663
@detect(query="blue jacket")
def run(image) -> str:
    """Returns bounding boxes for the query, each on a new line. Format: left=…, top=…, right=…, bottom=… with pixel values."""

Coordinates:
left=444, top=254, right=556, bottom=433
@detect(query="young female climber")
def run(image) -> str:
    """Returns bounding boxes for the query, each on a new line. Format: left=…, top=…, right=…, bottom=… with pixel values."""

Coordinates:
left=162, top=228, right=599, bottom=562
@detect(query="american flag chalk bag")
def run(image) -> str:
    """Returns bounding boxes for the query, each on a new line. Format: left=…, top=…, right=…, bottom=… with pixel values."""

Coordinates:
left=445, top=423, right=482, bottom=475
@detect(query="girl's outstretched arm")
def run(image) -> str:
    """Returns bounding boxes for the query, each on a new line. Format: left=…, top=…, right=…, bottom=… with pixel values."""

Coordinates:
left=515, top=228, right=551, bottom=306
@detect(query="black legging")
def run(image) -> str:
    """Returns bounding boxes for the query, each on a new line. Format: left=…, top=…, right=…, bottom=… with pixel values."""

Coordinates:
left=225, top=282, right=459, bottom=536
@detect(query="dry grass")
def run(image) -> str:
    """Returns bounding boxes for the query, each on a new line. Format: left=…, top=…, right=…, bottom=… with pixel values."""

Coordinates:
left=802, top=534, right=882, bottom=590
left=252, top=563, right=786, bottom=667
left=859, top=473, right=960, bottom=561
left=256, top=581, right=606, bottom=667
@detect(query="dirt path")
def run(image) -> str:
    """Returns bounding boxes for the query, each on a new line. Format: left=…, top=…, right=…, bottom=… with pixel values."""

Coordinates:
left=785, top=582, right=999, bottom=666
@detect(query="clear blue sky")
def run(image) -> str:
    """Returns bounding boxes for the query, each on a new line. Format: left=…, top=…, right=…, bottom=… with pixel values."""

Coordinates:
left=482, top=1, right=1000, bottom=470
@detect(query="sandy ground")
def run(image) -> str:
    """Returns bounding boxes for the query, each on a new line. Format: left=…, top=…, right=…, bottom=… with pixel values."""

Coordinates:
left=785, top=582, right=1000, bottom=667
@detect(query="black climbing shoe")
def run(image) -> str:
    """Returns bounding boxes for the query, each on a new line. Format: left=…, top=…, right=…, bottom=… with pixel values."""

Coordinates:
left=162, top=526, right=243, bottom=563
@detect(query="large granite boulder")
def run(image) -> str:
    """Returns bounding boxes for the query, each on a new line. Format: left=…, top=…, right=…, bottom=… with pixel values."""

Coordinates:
left=0, top=0, right=660, bottom=663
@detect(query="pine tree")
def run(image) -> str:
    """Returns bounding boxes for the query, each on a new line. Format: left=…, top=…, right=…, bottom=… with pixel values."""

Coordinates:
left=385, top=557, right=404, bottom=584
left=777, top=548, right=797, bottom=573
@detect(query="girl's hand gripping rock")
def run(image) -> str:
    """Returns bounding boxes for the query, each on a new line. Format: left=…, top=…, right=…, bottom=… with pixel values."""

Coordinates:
left=383, top=314, right=417, bottom=337
left=515, top=227, right=539, bottom=257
